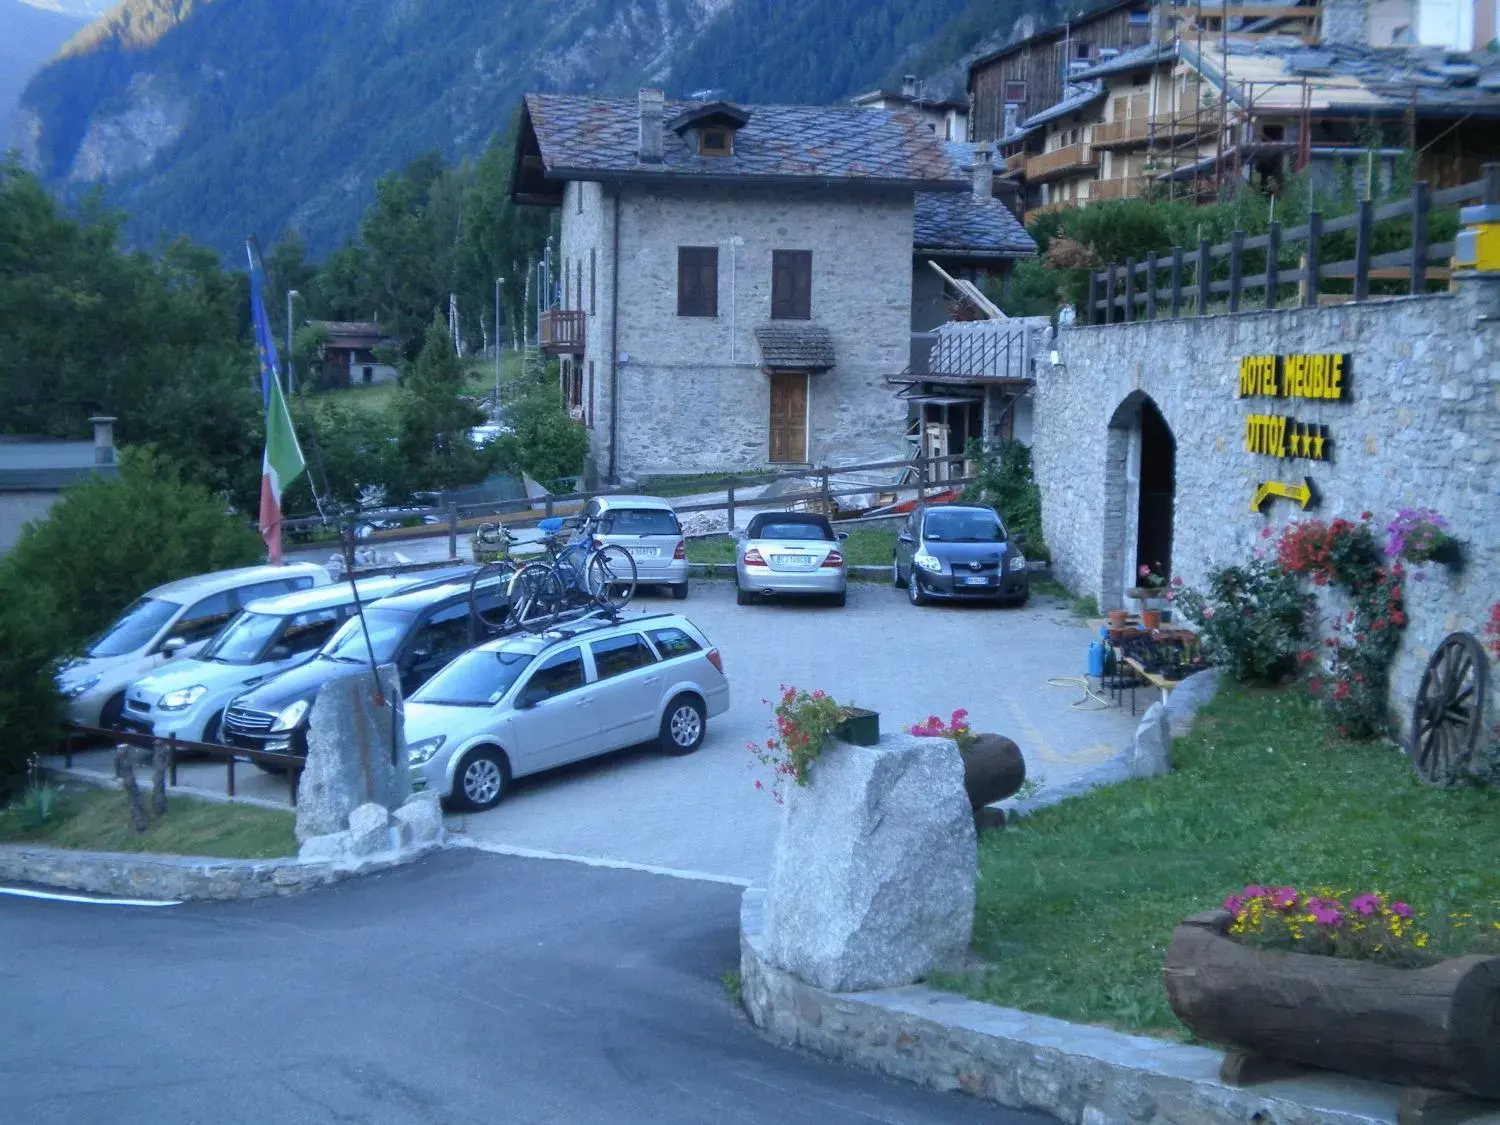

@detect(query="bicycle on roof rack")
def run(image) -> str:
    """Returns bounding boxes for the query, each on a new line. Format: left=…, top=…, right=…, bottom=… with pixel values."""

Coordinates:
left=507, top=515, right=638, bottom=633
left=467, top=522, right=528, bottom=632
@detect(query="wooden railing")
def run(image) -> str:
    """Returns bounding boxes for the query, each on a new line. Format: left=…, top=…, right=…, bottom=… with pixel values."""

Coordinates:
left=1004, top=150, right=1030, bottom=175
left=1091, top=116, right=1152, bottom=148
left=1091, top=176, right=1148, bottom=201
left=63, top=725, right=307, bottom=806
left=1149, top=106, right=1223, bottom=140
left=1083, top=167, right=1498, bottom=323
left=539, top=308, right=585, bottom=354
left=1025, top=142, right=1097, bottom=183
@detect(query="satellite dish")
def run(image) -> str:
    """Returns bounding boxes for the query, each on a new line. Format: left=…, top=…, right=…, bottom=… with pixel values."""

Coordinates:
left=1058, top=304, right=1077, bottom=328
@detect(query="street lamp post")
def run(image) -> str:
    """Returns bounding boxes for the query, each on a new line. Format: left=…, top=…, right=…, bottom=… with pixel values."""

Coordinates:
left=494, top=277, right=504, bottom=417
left=286, top=289, right=301, bottom=394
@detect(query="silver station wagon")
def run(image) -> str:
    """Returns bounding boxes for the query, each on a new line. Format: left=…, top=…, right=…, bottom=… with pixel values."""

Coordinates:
left=404, top=612, right=728, bottom=811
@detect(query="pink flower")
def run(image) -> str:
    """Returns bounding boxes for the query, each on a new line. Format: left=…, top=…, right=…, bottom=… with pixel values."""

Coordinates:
left=1243, top=885, right=1269, bottom=899
left=951, top=708, right=969, bottom=723
left=1350, top=893, right=1380, bottom=916
left=1270, top=886, right=1298, bottom=910
left=1392, top=902, right=1413, bottom=918
left=1308, top=901, right=1342, bottom=926
left=754, top=779, right=763, bottom=790
left=1260, top=526, right=1273, bottom=539
left=1139, top=564, right=1151, bottom=577
left=1170, top=575, right=1183, bottom=586
left=1203, top=607, right=1215, bottom=620
left=1222, top=893, right=1245, bottom=914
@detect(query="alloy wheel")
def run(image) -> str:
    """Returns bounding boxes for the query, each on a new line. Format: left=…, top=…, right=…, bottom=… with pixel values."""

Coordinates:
left=462, top=757, right=503, bottom=806
left=669, top=704, right=702, bottom=748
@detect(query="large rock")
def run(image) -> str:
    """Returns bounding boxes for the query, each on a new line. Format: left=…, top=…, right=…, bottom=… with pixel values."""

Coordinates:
left=762, top=731, right=976, bottom=992
left=1165, top=667, right=1223, bottom=737
left=347, top=802, right=394, bottom=857
left=393, top=790, right=444, bottom=845
left=295, top=665, right=410, bottom=842
left=1129, top=701, right=1173, bottom=778
left=297, top=830, right=352, bottom=863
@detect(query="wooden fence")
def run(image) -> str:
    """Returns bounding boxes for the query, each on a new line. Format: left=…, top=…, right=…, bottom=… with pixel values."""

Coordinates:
left=1085, top=165, right=1500, bottom=323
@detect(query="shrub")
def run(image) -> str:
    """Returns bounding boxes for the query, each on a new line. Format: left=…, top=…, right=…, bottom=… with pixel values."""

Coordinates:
left=960, top=439, right=1047, bottom=561
left=493, top=381, right=590, bottom=488
left=1174, top=558, right=1308, bottom=684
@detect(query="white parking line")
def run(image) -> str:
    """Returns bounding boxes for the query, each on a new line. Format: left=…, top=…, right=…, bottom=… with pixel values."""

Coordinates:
left=453, top=839, right=753, bottom=888
left=0, top=886, right=181, bottom=907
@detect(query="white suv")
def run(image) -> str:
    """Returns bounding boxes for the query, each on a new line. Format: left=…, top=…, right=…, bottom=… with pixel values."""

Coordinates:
left=404, top=612, right=728, bottom=810
left=56, top=563, right=330, bottom=729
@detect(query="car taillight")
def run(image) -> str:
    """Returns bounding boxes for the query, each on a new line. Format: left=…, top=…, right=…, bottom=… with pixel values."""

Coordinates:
left=706, top=648, right=724, bottom=673
left=821, top=550, right=845, bottom=568
left=673, top=539, right=686, bottom=560
left=743, top=547, right=767, bottom=567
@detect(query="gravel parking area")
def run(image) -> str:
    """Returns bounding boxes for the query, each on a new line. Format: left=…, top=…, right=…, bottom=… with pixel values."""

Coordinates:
left=55, top=581, right=1138, bottom=883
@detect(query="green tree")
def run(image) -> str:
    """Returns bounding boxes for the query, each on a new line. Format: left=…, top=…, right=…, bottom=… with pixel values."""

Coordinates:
left=393, top=314, right=495, bottom=491
left=494, top=381, right=590, bottom=488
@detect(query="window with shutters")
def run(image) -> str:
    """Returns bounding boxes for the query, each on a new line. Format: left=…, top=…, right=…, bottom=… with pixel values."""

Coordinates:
left=1003, top=80, right=1027, bottom=106
left=677, top=246, right=718, bottom=317
left=771, top=250, right=812, bottom=320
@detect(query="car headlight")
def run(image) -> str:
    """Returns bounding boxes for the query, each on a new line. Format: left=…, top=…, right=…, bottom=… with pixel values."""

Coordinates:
left=158, top=685, right=208, bottom=711
left=914, top=551, right=944, bottom=574
left=407, top=735, right=446, bottom=765
left=1009, top=553, right=1027, bottom=573
left=271, top=699, right=311, bottom=732
left=60, top=674, right=102, bottom=699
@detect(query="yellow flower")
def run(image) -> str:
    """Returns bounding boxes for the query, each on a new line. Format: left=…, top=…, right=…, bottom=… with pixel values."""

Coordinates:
left=1414, top=934, right=1429, bottom=948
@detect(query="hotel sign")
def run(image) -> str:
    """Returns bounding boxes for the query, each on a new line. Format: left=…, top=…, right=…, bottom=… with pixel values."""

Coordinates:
left=1235, top=353, right=1350, bottom=512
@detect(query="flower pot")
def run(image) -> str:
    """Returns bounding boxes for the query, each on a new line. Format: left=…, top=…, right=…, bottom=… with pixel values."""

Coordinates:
left=836, top=708, right=880, bottom=747
left=1163, top=910, right=1500, bottom=1098
left=1428, top=538, right=1465, bottom=572
left=1140, top=608, right=1162, bottom=630
left=1107, top=609, right=1129, bottom=627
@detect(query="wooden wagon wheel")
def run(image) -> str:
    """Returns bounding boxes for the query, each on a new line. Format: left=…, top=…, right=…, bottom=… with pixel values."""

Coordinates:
left=1409, top=632, right=1488, bottom=786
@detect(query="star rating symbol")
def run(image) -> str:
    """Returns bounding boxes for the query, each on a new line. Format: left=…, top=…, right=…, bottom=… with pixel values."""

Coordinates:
left=1287, top=426, right=1304, bottom=458
left=1309, top=427, right=1326, bottom=460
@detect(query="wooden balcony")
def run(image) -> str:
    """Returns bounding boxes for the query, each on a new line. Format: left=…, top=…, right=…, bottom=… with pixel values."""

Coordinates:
left=1025, top=142, right=1098, bottom=184
left=539, top=308, right=585, bottom=355
left=1148, top=108, right=1224, bottom=142
left=1090, top=176, right=1149, bottom=201
left=1091, top=116, right=1152, bottom=148
left=1004, top=150, right=1030, bottom=175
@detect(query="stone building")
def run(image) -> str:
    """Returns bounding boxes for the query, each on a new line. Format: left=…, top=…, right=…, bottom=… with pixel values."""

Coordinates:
left=1030, top=267, right=1498, bottom=742
left=0, top=417, right=117, bottom=553
left=850, top=75, right=970, bottom=143
left=511, top=90, right=1033, bottom=481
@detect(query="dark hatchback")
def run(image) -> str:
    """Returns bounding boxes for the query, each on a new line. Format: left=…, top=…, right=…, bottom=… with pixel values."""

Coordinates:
left=892, top=504, right=1030, bottom=607
left=221, top=571, right=510, bottom=763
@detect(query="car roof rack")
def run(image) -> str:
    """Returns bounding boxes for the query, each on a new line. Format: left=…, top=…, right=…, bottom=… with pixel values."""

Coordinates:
left=532, top=609, right=674, bottom=643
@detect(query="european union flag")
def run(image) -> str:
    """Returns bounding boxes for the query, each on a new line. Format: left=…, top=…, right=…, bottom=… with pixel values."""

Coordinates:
left=246, top=239, right=281, bottom=407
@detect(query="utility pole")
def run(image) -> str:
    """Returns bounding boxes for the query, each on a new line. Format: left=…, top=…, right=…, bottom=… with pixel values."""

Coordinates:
left=286, top=289, right=300, bottom=394
left=494, top=276, right=504, bottom=416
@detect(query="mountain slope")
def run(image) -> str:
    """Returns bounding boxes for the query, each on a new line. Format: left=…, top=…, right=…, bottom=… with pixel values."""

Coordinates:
left=16, top=0, right=1038, bottom=257
left=0, top=0, right=86, bottom=134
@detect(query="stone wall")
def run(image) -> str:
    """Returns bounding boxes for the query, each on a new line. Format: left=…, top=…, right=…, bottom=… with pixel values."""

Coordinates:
left=588, top=184, right=913, bottom=476
left=1032, top=275, right=1500, bottom=743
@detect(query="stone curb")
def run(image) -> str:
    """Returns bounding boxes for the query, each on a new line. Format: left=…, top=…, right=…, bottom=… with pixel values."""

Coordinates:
left=0, top=840, right=445, bottom=902
left=738, top=888, right=1426, bottom=1125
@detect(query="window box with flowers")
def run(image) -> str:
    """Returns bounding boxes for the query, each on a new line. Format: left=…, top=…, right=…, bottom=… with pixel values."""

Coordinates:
left=1164, top=886, right=1500, bottom=1097
left=1386, top=507, right=1463, bottom=572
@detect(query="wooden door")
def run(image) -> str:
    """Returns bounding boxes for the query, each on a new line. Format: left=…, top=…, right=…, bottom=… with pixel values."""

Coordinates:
left=768, top=372, right=808, bottom=464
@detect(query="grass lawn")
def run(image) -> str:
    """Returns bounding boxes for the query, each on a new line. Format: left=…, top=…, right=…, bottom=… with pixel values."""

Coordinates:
left=687, top=527, right=897, bottom=568
left=943, top=684, right=1500, bottom=1036
left=0, top=787, right=296, bottom=859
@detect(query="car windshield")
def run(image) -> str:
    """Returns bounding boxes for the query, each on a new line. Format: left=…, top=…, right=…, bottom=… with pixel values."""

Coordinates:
left=752, top=520, right=833, bottom=542
left=412, top=648, right=533, bottom=707
left=924, top=510, right=1005, bottom=543
left=87, top=596, right=181, bottom=657
left=320, top=607, right=413, bottom=664
left=202, top=610, right=285, bottom=664
left=599, top=509, right=680, bottom=536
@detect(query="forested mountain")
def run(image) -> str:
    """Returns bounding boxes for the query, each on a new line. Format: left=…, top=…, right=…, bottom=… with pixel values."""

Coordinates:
left=0, top=0, right=85, bottom=133
left=13, top=0, right=1040, bottom=258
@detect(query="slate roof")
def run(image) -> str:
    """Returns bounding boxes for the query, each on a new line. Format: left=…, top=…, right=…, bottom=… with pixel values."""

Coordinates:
left=519, top=94, right=970, bottom=190
left=754, top=324, right=836, bottom=371
left=0, top=438, right=113, bottom=492
left=1021, top=83, right=1106, bottom=129
left=1070, top=42, right=1177, bottom=83
left=914, top=192, right=1036, bottom=257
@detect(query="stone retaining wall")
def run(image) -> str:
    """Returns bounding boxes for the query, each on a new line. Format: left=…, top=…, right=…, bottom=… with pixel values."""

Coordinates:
left=0, top=841, right=443, bottom=902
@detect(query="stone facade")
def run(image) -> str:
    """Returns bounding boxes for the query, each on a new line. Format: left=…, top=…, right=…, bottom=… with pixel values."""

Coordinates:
left=558, top=182, right=915, bottom=478
left=1033, top=275, right=1500, bottom=744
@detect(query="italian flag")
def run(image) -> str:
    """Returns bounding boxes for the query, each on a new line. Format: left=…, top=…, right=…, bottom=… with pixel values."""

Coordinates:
left=258, top=374, right=306, bottom=564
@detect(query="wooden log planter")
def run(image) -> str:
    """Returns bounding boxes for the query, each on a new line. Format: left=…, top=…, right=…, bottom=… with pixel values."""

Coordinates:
left=1163, top=910, right=1500, bottom=1100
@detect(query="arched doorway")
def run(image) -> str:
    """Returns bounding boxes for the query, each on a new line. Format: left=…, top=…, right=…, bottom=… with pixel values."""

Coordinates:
left=1104, top=392, right=1177, bottom=609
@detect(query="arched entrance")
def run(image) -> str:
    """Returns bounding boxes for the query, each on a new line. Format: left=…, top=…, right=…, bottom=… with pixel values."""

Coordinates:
left=1103, top=392, right=1177, bottom=609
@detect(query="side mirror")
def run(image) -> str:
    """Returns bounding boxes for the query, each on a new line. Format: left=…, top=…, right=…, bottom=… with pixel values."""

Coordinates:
left=161, top=637, right=187, bottom=658
left=897, top=532, right=914, bottom=544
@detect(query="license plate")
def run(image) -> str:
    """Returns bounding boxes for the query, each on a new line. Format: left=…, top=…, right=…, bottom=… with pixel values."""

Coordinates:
left=626, top=547, right=660, bottom=559
left=776, top=555, right=815, bottom=569
left=961, top=576, right=990, bottom=586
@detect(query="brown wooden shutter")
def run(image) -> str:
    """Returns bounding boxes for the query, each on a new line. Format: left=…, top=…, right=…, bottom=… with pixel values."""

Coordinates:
left=677, top=247, right=718, bottom=316
left=771, top=250, right=812, bottom=320
left=589, top=248, right=596, bottom=314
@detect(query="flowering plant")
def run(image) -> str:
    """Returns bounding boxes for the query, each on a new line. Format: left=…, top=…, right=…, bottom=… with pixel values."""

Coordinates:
left=907, top=709, right=977, bottom=751
left=747, top=685, right=850, bottom=800
left=1174, top=558, right=1308, bottom=684
left=1484, top=603, right=1500, bottom=663
left=1223, top=885, right=1500, bottom=967
left=1136, top=563, right=1169, bottom=590
left=1384, top=508, right=1454, bottom=564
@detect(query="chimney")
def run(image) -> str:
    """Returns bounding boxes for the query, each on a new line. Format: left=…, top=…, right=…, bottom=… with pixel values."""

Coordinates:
left=1320, top=0, right=1369, bottom=45
left=1003, top=103, right=1020, bottom=137
left=638, top=88, right=664, bottom=164
left=89, top=415, right=116, bottom=466
left=901, top=74, right=920, bottom=99
left=972, top=142, right=994, bottom=199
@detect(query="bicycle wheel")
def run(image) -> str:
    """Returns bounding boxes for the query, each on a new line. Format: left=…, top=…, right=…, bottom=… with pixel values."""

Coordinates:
left=469, top=561, right=516, bottom=630
left=586, top=545, right=637, bottom=610
left=508, top=563, right=564, bottom=633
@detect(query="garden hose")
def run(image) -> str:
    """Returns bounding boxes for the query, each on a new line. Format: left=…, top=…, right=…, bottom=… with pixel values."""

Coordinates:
left=1047, top=675, right=1113, bottom=711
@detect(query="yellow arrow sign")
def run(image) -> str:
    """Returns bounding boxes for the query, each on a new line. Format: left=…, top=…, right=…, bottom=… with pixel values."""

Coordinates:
left=1250, top=477, right=1316, bottom=513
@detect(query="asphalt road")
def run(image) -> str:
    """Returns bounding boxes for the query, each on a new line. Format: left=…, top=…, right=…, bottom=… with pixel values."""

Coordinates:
left=1, top=850, right=1055, bottom=1125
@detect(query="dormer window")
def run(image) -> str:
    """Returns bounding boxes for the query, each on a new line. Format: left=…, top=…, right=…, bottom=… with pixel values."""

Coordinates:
left=700, top=128, right=732, bottom=156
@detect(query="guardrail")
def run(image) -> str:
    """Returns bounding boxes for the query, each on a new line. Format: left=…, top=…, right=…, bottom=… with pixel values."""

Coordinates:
left=1084, top=166, right=1499, bottom=322
left=64, top=724, right=305, bottom=806
left=283, top=451, right=984, bottom=559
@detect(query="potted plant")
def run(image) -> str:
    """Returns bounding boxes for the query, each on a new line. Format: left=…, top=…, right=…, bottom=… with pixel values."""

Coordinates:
left=1107, top=607, right=1130, bottom=627
left=908, top=710, right=1026, bottom=827
left=1164, top=886, right=1500, bottom=1097
left=747, top=686, right=875, bottom=800
left=1385, top=508, right=1462, bottom=571
left=1128, top=563, right=1170, bottom=626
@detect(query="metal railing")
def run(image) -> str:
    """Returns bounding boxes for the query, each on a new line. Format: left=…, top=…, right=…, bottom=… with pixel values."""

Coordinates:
left=1084, top=166, right=1499, bottom=323
left=63, top=725, right=306, bottom=806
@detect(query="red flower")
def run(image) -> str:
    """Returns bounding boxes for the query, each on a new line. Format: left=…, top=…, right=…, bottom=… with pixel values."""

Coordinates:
left=1360, top=511, right=1372, bottom=520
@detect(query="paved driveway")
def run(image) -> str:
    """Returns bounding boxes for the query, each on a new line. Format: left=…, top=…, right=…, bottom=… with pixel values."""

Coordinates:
left=1, top=850, right=1056, bottom=1125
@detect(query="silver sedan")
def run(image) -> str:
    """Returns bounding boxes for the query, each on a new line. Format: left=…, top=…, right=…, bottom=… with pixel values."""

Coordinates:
left=733, top=511, right=847, bottom=607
